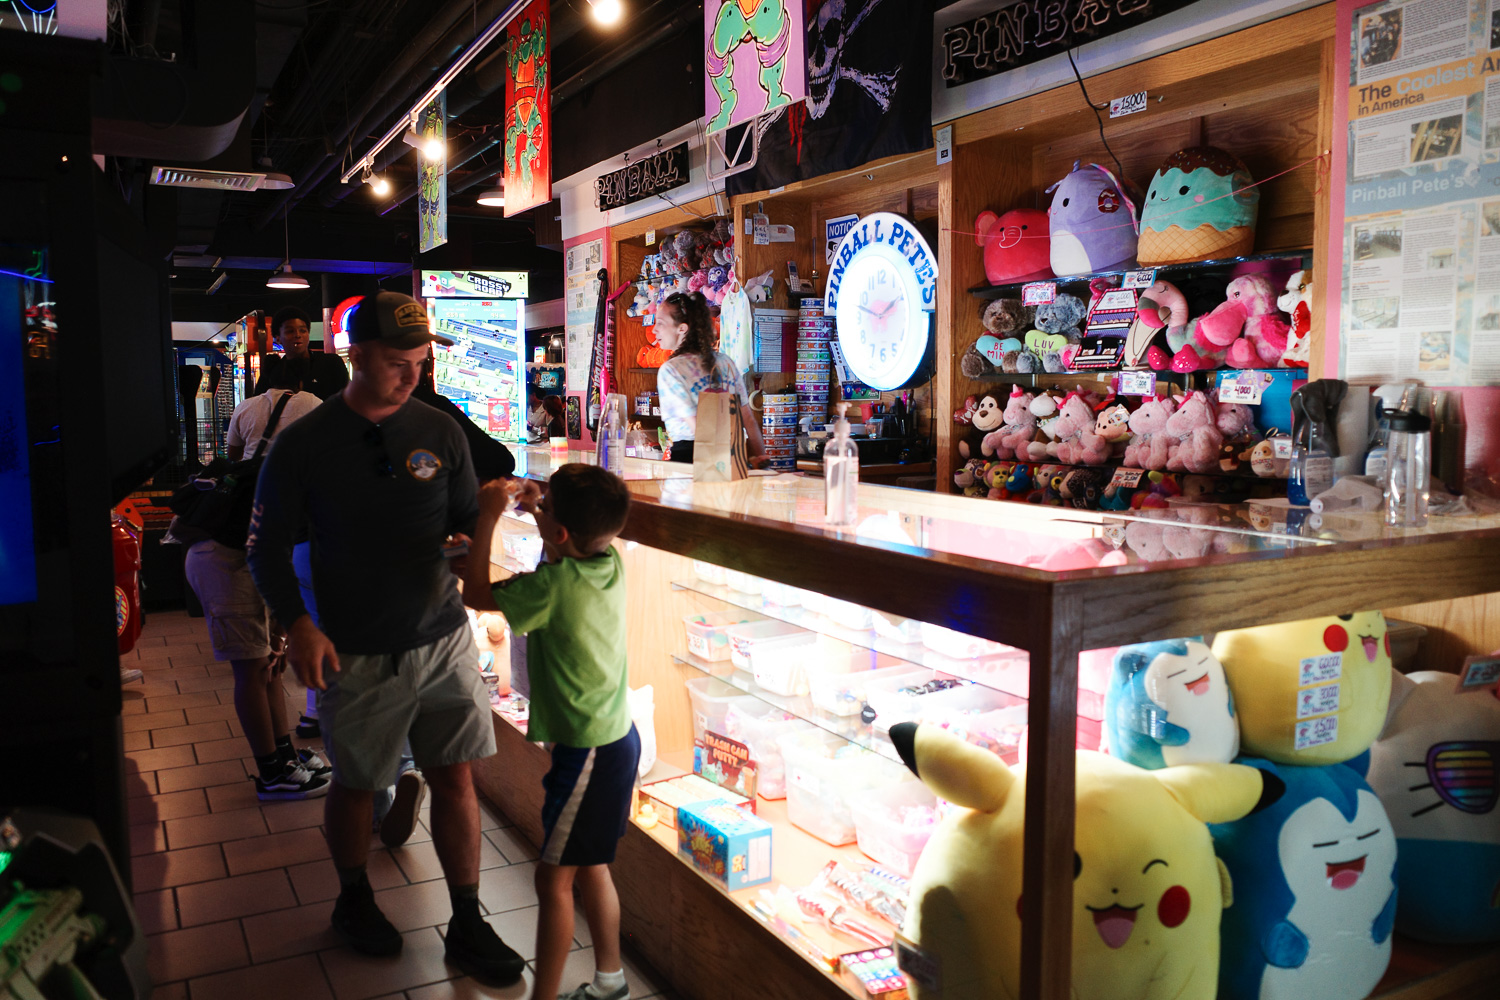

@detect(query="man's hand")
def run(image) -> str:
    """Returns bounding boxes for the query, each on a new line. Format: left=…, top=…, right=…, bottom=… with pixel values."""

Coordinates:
left=287, top=615, right=339, bottom=691
left=445, top=533, right=471, bottom=577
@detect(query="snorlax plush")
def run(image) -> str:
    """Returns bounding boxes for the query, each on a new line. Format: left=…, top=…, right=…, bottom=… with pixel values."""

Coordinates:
left=1367, top=670, right=1500, bottom=943
left=1138, top=146, right=1259, bottom=266
left=1210, top=756, right=1397, bottom=1000
left=1213, top=612, right=1393, bottom=766
left=890, top=723, right=1264, bottom=1000
left=1048, top=161, right=1141, bottom=275
left=1106, top=639, right=1240, bottom=769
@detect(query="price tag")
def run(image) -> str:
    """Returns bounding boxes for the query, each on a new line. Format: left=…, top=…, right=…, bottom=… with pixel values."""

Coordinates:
left=1459, top=655, right=1500, bottom=690
left=1299, top=652, right=1343, bottom=686
left=1272, top=434, right=1294, bottom=459
left=1097, top=288, right=1138, bottom=311
left=935, top=124, right=953, bottom=165
left=1123, top=269, right=1157, bottom=289
left=1296, top=682, right=1341, bottom=720
left=1110, top=90, right=1148, bottom=118
left=1109, top=467, right=1148, bottom=488
left=1118, top=370, right=1156, bottom=396
left=645, top=229, right=656, bottom=246
left=1294, top=714, right=1339, bottom=751
left=1218, top=371, right=1270, bottom=405
left=1022, top=281, right=1057, bottom=306
left=753, top=221, right=770, bottom=245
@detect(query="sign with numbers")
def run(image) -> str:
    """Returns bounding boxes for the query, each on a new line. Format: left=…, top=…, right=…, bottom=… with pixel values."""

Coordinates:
left=825, top=212, right=937, bottom=391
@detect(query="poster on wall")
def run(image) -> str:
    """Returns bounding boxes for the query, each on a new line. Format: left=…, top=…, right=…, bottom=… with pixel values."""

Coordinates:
left=726, top=0, right=934, bottom=195
left=504, top=0, right=552, bottom=217
left=564, top=235, right=604, bottom=392
left=1335, top=0, right=1500, bottom=385
left=418, top=92, right=447, bottom=253
left=705, top=0, right=807, bottom=133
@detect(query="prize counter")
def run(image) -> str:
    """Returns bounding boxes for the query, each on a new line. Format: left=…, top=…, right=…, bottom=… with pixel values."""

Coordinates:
left=470, top=449, right=1500, bottom=1000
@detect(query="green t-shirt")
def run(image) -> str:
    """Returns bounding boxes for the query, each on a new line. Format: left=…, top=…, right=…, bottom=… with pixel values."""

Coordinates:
left=490, top=547, right=631, bottom=748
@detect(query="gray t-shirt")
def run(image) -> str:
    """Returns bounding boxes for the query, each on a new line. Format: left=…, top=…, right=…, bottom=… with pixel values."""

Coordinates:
left=247, top=393, right=479, bottom=655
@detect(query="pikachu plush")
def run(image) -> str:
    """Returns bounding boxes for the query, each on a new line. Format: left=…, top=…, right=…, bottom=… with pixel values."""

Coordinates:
left=888, top=724, right=1264, bottom=1000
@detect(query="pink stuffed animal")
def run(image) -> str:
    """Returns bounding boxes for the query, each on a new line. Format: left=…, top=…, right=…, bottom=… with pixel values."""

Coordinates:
left=1159, top=275, right=1279, bottom=372
left=984, top=387, right=1037, bottom=460
left=1048, top=392, right=1110, bottom=465
left=1123, top=393, right=1178, bottom=470
left=1208, top=387, right=1256, bottom=440
left=1225, top=274, right=1291, bottom=368
left=1163, top=391, right=1224, bottom=474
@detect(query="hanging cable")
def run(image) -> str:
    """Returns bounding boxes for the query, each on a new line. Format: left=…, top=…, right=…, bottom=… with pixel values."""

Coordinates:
left=1067, top=48, right=1125, bottom=181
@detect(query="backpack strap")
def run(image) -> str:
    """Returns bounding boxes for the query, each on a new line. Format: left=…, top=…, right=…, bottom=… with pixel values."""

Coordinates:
left=253, top=391, right=296, bottom=459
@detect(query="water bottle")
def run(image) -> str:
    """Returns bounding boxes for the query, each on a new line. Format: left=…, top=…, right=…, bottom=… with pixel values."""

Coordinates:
left=1383, top=409, right=1431, bottom=527
left=824, top=402, right=859, bottom=527
left=595, top=395, right=626, bottom=475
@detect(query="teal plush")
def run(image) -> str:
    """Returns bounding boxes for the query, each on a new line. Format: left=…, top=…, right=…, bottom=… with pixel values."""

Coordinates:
left=1138, top=147, right=1259, bottom=266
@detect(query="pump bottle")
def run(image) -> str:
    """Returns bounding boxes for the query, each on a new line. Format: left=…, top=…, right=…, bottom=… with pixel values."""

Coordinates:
left=824, top=402, right=859, bottom=527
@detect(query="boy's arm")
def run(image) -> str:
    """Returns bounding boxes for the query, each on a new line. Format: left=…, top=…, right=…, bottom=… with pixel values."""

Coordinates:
left=463, top=479, right=510, bottom=612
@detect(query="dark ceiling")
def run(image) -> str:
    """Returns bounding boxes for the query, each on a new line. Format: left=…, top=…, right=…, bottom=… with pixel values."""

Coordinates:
left=112, top=0, right=705, bottom=322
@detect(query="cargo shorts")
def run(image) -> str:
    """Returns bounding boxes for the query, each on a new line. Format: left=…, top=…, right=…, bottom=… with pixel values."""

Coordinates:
left=317, top=621, right=496, bottom=790
left=183, top=540, right=272, bottom=661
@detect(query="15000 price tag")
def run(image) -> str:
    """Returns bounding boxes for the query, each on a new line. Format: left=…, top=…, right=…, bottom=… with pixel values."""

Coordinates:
left=1110, top=91, right=1148, bottom=117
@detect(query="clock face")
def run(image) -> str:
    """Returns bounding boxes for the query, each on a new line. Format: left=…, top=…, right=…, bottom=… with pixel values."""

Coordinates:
left=832, top=239, right=932, bottom=390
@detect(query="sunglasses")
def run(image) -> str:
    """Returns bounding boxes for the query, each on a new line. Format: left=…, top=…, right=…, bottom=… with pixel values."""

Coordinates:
left=364, top=424, right=397, bottom=479
left=1407, top=740, right=1498, bottom=817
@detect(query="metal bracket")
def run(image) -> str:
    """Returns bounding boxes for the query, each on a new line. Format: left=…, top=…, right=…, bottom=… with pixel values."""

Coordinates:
left=705, top=116, right=770, bottom=182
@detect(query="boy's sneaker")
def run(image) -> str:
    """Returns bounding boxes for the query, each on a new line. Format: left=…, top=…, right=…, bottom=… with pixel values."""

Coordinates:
left=296, top=747, right=332, bottom=777
left=444, top=911, right=525, bottom=985
left=379, top=770, right=426, bottom=848
left=561, top=985, right=629, bottom=1000
left=296, top=714, right=320, bottom=739
left=331, top=878, right=402, bottom=956
left=254, top=761, right=330, bottom=801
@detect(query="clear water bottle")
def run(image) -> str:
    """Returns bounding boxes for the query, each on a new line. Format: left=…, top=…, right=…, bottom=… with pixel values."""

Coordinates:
left=595, top=395, right=626, bottom=475
left=1383, top=409, right=1431, bottom=527
left=824, top=402, right=859, bottom=527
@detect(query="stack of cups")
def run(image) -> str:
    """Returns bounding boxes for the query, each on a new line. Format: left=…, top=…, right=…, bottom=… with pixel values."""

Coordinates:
left=797, top=302, right=833, bottom=425
left=761, top=391, right=799, bottom=471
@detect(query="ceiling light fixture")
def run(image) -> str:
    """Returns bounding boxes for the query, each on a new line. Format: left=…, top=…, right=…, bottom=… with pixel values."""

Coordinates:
left=362, top=166, right=391, bottom=196
left=402, top=129, right=445, bottom=160
left=588, top=0, right=623, bottom=25
left=476, top=186, right=505, bottom=207
left=266, top=216, right=310, bottom=290
left=260, top=171, right=296, bottom=190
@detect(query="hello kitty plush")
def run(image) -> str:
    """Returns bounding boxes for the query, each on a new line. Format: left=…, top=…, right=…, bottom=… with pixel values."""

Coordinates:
left=1277, top=270, right=1312, bottom=368
left=1163, top=391, right=1224, bottom=475
left=985, top=387, right=1037, bottom=460
left=1049, top=392, right=1111, bottom=465
left=1124, top=394, right=1178, bottom=470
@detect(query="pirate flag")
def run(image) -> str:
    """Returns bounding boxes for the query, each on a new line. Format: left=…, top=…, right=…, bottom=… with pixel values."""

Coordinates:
left=725, top=0, right=934, bottom=196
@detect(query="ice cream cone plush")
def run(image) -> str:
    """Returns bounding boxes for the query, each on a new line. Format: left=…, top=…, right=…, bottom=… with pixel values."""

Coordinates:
left=1138, top=147, right=1259, bottom=266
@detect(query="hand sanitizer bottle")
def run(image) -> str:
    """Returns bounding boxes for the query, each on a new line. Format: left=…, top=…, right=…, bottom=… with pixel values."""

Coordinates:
left=825, top=402, right=859, bottom=527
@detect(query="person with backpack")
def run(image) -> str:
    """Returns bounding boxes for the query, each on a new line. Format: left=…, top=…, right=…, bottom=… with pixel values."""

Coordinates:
left=181, top=360, right=329, bottom=800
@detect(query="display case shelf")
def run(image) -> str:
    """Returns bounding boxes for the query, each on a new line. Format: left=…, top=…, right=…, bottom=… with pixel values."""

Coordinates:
left=966, top=249, right=1313, bottom=300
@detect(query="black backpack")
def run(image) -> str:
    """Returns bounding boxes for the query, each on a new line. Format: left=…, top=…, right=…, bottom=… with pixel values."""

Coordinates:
left=169, top=391, right=294, bottom=549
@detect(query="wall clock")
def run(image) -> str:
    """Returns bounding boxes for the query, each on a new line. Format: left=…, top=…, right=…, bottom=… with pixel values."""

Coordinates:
left=824, top=213, right=938, bottom=391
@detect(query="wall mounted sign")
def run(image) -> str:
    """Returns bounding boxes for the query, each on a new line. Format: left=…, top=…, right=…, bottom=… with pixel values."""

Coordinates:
left=594, top=142, right=690, bottom=211
left=418, top=92, right=447, bottom=253
left=504, top=0, right=552, bottom=217
left=704, top=0, right=806, bottom=134
left=825, top=212, right=937, bottom=391
left=420, top=271, right=529, bottom=299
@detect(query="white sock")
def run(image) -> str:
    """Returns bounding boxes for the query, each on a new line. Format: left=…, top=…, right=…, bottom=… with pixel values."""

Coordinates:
left=588, top=969, right=626, bottom=997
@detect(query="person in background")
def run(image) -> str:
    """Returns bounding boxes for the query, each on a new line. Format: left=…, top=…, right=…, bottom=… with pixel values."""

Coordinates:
left=463, top=465, right=637, bottom=1000
left=654, top=292, right=766, bottom=465
left=527, top=390, right=550, bottom=442
left=412, top=354, right=515, bottom=481
left=246, top=291, right=523, bottom=983
left=542, top=394, right=566, bottom=439
left=254, top=306, right=350, bottom=400
left=184, top=362, right=329, bottom=801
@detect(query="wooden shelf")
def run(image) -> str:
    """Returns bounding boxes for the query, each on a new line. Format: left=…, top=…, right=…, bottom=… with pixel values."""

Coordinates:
left=628, top=367, right=661, bottom=376
left=967, top=249, right=1312, bottom=300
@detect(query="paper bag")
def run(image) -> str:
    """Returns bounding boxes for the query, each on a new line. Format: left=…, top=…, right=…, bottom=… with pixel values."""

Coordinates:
left=692, top=388, right=748, bottom=482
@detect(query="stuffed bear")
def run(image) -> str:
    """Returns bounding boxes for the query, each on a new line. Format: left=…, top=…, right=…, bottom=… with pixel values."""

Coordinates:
left=1209, top=757, right=1397, bottom=1000
left=1164, top=391, right=1224, bottom=475
left=958, top=394, right=1004, bottom=460
left=975, top=207, right=1052, bottom=285
left=1124, top=394, right=1179, bottom=470
left=1049, top=392, right=1110, bottom=465
left=1138, top=146, right=1259, bottom=266
left=983, top=297, right=1034, bottom=337
left=1047, top=161, right=1141, bottom=276
left=1106, top=639, right=1240, bottom=769
left=891, top=723, right=1264, bottom=1000
left=1277, top=270, right=1312, bottom=368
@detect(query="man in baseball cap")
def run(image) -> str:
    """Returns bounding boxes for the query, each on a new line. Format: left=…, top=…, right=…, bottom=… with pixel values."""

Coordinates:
left=247, top=289, right=524, bottom=983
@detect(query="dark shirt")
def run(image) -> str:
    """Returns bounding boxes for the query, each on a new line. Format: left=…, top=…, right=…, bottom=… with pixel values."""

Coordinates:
left=246, top=393, right=479, bottom=655
left=410, top=383, right=515, bottom=481
left=254, top=352, right=350, bottom=400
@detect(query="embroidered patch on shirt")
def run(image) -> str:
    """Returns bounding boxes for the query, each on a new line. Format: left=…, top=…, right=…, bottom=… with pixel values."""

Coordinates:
left=407, top=449, right=442, bottom=480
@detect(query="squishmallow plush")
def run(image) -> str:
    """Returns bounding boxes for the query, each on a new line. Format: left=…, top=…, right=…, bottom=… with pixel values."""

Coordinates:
left=1210, top=757, right=1397, bottom=1000
left=976, top=208, right=1052, bottom=285
left=1106, top=639, right=1239, bottom=769
left=1047, top=161, right=1141, bottom=276
left=1213, top=612, right=1393, bottom=766
left=890, top=723, right=1264, bottom=1000
left=1138, top=147, right=1259, bottom=266
left=1367, top=670, right=1500, bottom=943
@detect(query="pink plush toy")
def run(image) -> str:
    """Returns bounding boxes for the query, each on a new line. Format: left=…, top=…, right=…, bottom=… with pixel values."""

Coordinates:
left=1124, top=393, right=1178, bottom=470
left=975, top=208, right=1053, bottom=285
left=1094, top=401, right=1132, bottom=445
left=1021, top=393, right=1061, bottom=462
left=1227, top=274, right=1291, bottom=368
left=985, top=387, right=1037, bottom=460
left=1134, top=279, right=1189, bottom=369
left=1048, top=392, right=1111, bottom=465
left=1209, top=387, right=1256, bottom=440
left=1162, top=274, right=1290, bottom=372
left=1163, top=391, right=1224, bottom=474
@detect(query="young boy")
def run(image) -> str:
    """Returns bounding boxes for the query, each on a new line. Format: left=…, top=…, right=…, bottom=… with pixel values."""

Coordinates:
left=465, top=464, right=638, bottom=1000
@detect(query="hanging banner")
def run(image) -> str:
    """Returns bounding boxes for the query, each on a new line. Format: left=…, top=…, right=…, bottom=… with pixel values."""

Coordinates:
left=726, top=0, right=934, bottom=196
left=418, top=92, right=447, bottom=253
left=504, top=0, right=552, bottom=217
left=1332, top=0, right=1500, bottom=386
left=705, top=0, right=808, bottom=133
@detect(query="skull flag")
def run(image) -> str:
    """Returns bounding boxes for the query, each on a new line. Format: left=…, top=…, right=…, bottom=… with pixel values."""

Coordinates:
left=726, top=0, right=933, bottom=196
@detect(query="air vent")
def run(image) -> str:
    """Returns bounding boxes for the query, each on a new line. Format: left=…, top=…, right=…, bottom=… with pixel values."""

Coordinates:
left=149, top=166, right=268, bottom=191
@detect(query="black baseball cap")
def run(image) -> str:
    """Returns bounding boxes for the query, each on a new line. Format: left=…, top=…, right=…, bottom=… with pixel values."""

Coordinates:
left=347, top=291, right=453, bottom=349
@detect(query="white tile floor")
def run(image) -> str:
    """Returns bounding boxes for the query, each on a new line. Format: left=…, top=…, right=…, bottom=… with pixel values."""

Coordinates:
left=126, top=610, right=671, bottom=1000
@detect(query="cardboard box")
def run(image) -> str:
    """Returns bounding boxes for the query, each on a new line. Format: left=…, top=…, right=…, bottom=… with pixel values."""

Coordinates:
left=640, top=775, right=750, bottom=829
left=676, top=799, right=773, bottom=890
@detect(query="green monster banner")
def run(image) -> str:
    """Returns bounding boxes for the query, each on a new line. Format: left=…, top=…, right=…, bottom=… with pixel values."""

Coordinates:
left=418, top=92, right=447, bottom=252
left=504, top=0, right=551, bottom=218
left=705, top=0, right=807, bottom=134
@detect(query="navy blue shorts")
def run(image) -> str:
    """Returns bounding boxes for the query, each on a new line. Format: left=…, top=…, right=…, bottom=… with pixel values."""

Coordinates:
left=539, top=725, right=641, bottom=867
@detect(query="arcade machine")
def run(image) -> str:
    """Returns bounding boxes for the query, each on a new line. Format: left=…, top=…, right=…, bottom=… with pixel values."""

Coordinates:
left=419, top=270, right=528, bottom=451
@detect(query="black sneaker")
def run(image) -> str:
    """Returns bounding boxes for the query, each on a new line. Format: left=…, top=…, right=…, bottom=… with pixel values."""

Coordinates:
left=331, top=878, right=402, bottom=956
left=296, top=714, right=321, bottom=739
left=444, top=910, right=525, bottom=985
left=380, top=770, right=427, bottom=848
left=296, top=747, right=333, bottom=777
left=254, top=761, right=330, bottom=801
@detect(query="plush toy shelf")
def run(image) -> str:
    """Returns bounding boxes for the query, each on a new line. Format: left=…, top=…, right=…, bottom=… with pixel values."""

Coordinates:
left=966, top=248, right=1314, bottom=300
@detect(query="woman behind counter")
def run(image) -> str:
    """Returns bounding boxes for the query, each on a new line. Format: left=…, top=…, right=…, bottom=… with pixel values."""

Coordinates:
left=253, top=306, right=350, bottom=400
left=655, top=291, right=766, bottom=465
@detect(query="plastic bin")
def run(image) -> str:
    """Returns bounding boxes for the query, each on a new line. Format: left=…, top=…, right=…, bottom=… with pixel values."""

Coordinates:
left=683, top=612, right=755, bottom=662
left=821, top=596, right=874, bottom=631
left=871, top=612, right=924, bottom=644
left=863, top=674, right=1017, bottom=732
left=760, top=579, right=803, bottom=607
left=810, top=663, right=927, bottom=718
left=693, top=560, right=728, bottom=585
left=725, top=569, right=764, bottom=595
left=851, top=780, right=939, bottom=876
left=920, top=622, right=1014, bottom=660
left=779, top=729, right=896, bottom=845
left=686, top=676, right=761, bottom=746
left=727, top=621, right=819, bottom=695
left=723, top=702, right=814, bottom=799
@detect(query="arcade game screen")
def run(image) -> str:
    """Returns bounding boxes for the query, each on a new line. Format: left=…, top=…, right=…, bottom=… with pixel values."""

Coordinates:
left=428, top=297, right=524, bottom=446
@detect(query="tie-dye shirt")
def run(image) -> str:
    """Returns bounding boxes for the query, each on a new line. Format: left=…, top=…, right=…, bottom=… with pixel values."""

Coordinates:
left=657, top=350, right=749, bottom=443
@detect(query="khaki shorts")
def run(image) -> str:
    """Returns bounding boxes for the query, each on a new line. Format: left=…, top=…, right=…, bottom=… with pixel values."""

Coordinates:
left=317, top=622, right=497, bottom=790
left=183, top=540, right=272, bottom=661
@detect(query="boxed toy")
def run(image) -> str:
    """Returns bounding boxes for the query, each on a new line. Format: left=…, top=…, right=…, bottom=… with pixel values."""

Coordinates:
left=677, top=799, right=773, bottom=890
left=639, top=774, right=752, bottom=830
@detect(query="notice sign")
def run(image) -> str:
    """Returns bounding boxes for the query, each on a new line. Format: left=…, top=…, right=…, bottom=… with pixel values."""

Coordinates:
left=594, top=142, right=690, bottom=211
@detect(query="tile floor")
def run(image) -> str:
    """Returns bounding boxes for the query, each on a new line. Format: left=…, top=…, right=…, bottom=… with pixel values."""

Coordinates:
left=125, top=610, right=670, bottom=1000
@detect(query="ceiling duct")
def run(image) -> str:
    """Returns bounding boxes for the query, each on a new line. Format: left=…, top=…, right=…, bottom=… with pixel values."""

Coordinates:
left=149, top=166, right=270, bottom=192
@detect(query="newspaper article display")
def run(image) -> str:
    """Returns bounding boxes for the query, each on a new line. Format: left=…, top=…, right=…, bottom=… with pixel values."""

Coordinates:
left=564, top=239, right=604, bottom=390
left=1343, top=0, right=1500, bottom=385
